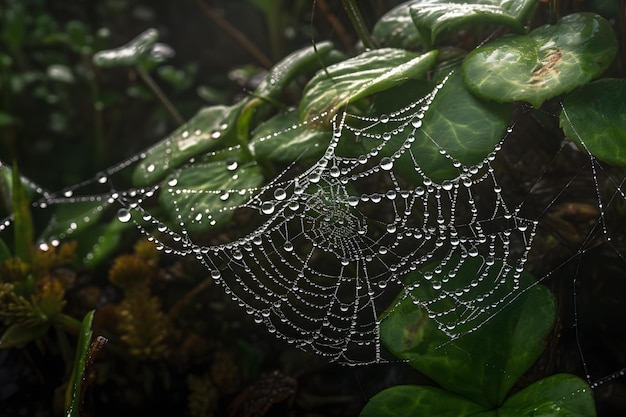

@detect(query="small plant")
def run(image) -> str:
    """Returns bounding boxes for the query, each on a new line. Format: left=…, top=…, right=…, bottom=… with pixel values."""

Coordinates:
left=1, top=0, right=625, bottom=415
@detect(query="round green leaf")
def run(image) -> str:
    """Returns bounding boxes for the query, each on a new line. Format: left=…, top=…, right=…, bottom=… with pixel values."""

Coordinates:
left=354, top=69, right=511, bottom=184
left=409, top=0, right=536, bottom=48
left=380, top=257, right=556, bottom=407
left=463, top=13, right=618, bottom=107
left=159, top=160, right=264, bottom=234
left=360, top=385, right=489, bottom=417
left=372, top=1, right=422, bottom=49
left=299, top=49, right=437, bottom=123
left=499, top=374, right=595, bottom=417
left=250, top=109, right=330, bottom=163
left=132, top=103, right=244, bottom=187
left=560, top=78, right=626, bottom=166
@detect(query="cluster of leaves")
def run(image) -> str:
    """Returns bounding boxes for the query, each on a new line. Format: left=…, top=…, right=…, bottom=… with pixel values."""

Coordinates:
left=1, top=0, right=625, bottom=415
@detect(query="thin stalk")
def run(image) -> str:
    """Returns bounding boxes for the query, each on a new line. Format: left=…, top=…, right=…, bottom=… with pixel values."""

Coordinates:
left=341, top=0, right=377, bottom=49
left=135, top=64, right=184, bottom=125
left=194, top=0, right=273, bottom=68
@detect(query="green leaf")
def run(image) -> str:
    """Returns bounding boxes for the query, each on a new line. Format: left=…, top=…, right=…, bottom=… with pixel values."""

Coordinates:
left=352, top=69, right=511, bottom=184
left=11, top=164, right=34, bottom=262
left=463, top=13, right=618, bottom=107
left=360, top=385, right=489, bottom=417
left=132, top=103, right=244, bottom=187
left=40, top=200, right=111, bottom=244
left=560, top=79, right=626, bottom=166
left=92, top=28, right=159, bottom=67
left=254, top=41, right=345, bottom=101
left=250, top=109, right=330, bottom=163
left=380, top=257, right=556, bottom=406
left=80, top=218, right=135, bottom=268
left=159, top=160, right=264, bottom=234
left=409, top=0, right=537, bottom=48
left=65, top=310, right=95, bottom=417
left=0, top=322, right=50, bottom=349
left=0, top=237, right=11, bottom=263
left=499, top=374, right=595, bottom=417
left=372, top=1, right=422, bottom=49
left=299, top=49, right=438, bottom=123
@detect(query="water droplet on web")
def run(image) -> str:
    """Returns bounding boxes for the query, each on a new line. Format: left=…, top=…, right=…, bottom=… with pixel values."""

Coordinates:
left=146, top=163, right=156, bottom=173
left=468, top=246, right=479, bottom=257
left=233, top=250, right=243, bottom=260
left=220, top=192, right=230, bottom=201
left=117, top=208, right=131, bottom=223
left=211, top=270, right=221, bottom=280
left=379, top=114, right=390, bottom=123
left=347, top=196, right=359, bottom=207
left=226, top=159, right=238, bottom=171
left=380, top=157, right=393, bottom=171
left=168, top=178, right=178, bottom=187
left=358, top=155, right=367, bottom=164
left=261, top=201, right=275, bottom=215
left=411, top=118, right=423, bottom=128
left=96, top=172, right=108, bottom=183
left=63, top=189, right=73, bottom=198
left=274, top=188, right=287, bottom=201
left=442, top=180, right=453, bottom=191
left=283, top=241, right=294, bottom=252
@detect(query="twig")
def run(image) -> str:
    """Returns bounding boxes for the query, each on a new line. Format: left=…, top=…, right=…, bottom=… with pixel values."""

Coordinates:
left=194, top=0, right=273, bottom=69
left=136, top=64, right=185, bottom=125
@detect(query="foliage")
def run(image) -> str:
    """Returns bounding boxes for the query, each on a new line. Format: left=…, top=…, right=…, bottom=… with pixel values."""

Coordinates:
left=0, top=0, right=625, bottom=415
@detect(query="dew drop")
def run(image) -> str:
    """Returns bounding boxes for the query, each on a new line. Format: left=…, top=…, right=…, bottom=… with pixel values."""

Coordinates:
left=96, top=172, right=108, bottom=183
left=411, top=118, right=423, bottom=128
left=274, top=188, right=287, bottom=201
left=379, top=114, right=390, bottom=123
left=168, top=178, right=178, bottom=187
left=219, top=192, right=230, bottom=201
left=63, top=189, right=73, bottom=198
left=283, top=241, right=294, bottom=252
left=226, top=159, right=238, bottom=171
left=261, top=201, right=275, bottom=215
left=380, top=157, right=393, bottom=171
left=117, top=208, right=131, bottom=223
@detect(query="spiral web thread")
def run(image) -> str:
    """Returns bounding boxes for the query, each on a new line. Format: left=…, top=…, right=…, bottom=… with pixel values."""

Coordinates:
left=2, top=76, right=544, bottom=365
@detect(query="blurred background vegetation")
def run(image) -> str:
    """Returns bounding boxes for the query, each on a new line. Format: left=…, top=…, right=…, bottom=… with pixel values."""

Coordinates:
left=1, top=1, right=625, bottom=416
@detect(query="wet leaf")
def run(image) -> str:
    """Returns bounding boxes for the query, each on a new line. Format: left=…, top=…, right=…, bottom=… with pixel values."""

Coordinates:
left=254, top=41, right=345, bottom=101
left=132, top=103, right=244, bottom=187
left=357, top=69, right=511, bottom=184
left=409, top=0, right=536, bottom=48
left=299, top=49, right=437, bottom=123
left=40, top=200, right=110, bottom=244
left=159, top=160, right=264, bottom=234
left=560, top=78, right=626, bottom=166
left=463, top=13, right=618, bottom=107
left=92, top=28, right=159, bottom=67
left=499, top=374, right=595, bottom=417
left=380, top=257, right=556, bottom=407
left=372, top=1, right=422, bottom=49
left=360, top=385, right=488, bottom=417
left=65, top=310, right=95, bottom=417
left=250, top=109, right=330, bottom=163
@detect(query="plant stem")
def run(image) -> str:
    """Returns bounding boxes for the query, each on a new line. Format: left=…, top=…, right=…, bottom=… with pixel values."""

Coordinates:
left=341, top=0, right=377, bottom=49
left=194, top=0, right=273, bottom=68
left=135, top=64, right=185, bottom=125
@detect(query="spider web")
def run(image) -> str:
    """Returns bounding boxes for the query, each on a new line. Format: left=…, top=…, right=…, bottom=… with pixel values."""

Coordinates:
left=1, top=74, right=624, bottom=371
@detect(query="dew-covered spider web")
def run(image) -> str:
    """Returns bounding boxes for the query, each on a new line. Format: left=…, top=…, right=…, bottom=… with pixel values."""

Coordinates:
left=2, top=73, right=626, bottom=374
